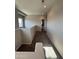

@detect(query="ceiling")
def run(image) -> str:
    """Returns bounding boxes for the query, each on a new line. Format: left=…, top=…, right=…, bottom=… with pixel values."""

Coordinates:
left=15, top=0, right=56, bottom=15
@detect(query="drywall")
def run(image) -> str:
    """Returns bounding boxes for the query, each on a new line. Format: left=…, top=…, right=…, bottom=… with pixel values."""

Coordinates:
left=30, top=25, right=41, bottom=39
left=20, top=15, right=46, bottom=44
left=20, top=28, right=32, bottom=44
left=15, top=15, right=44, bottom=45
left=47, top=0, right=63, bottom=57
left=25, top=15, right=47, bottom=30
left=15, top=29, right=22, bottom=50
left=20, top=26, right=41, bottom=44
left=15, top=13, right=47, bottom=46
left=25, top=15, right=42, bottom=29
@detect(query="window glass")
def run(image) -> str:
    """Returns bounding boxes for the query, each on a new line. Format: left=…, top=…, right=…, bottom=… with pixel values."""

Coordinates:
left=18, top=17, right=23, bottom=27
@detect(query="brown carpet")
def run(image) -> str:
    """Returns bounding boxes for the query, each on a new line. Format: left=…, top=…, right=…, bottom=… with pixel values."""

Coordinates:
left=17, top=44, right=35, bottom=51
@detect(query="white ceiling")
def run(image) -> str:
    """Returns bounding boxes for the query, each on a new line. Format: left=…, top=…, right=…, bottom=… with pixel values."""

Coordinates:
left=15, top=0, right=56, bottom=15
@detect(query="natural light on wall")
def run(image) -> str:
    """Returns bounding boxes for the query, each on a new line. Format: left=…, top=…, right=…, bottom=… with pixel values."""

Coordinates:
left=43, top=47, right=57, bottom=59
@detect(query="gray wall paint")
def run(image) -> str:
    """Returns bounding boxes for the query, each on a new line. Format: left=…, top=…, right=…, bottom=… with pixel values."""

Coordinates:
left=47, top=0, right=63, bottom=57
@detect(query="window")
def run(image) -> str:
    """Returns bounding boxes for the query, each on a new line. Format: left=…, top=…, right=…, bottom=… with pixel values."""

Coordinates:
left=15, top=8, right=26, bottom=28
left=18, top=17, right=23, bottom=27
left=18, top=14, right=25, bottom=28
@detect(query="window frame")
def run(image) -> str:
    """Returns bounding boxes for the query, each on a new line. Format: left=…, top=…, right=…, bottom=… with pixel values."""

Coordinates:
left=18, top=14, right=25, bottom=28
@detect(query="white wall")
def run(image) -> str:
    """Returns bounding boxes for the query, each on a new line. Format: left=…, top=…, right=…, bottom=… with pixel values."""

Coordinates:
left=25, top=15, right=42, bottom=29
left=20, top=15, right=43, bottom=44
left=20, top=28, right=32, bottom=44
left=15, top=29, right=22, bottom=50
left=47, top=0, right=63, bottom=57
left=15, top=15, right=45, bottom=46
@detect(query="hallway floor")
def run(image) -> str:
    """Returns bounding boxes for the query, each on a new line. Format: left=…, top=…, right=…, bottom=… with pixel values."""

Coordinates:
left=32, top=31, right=52, bottom=47
left=33, top=31, right=57, bottom=59
left=17, top=31, right=57, bottom=59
